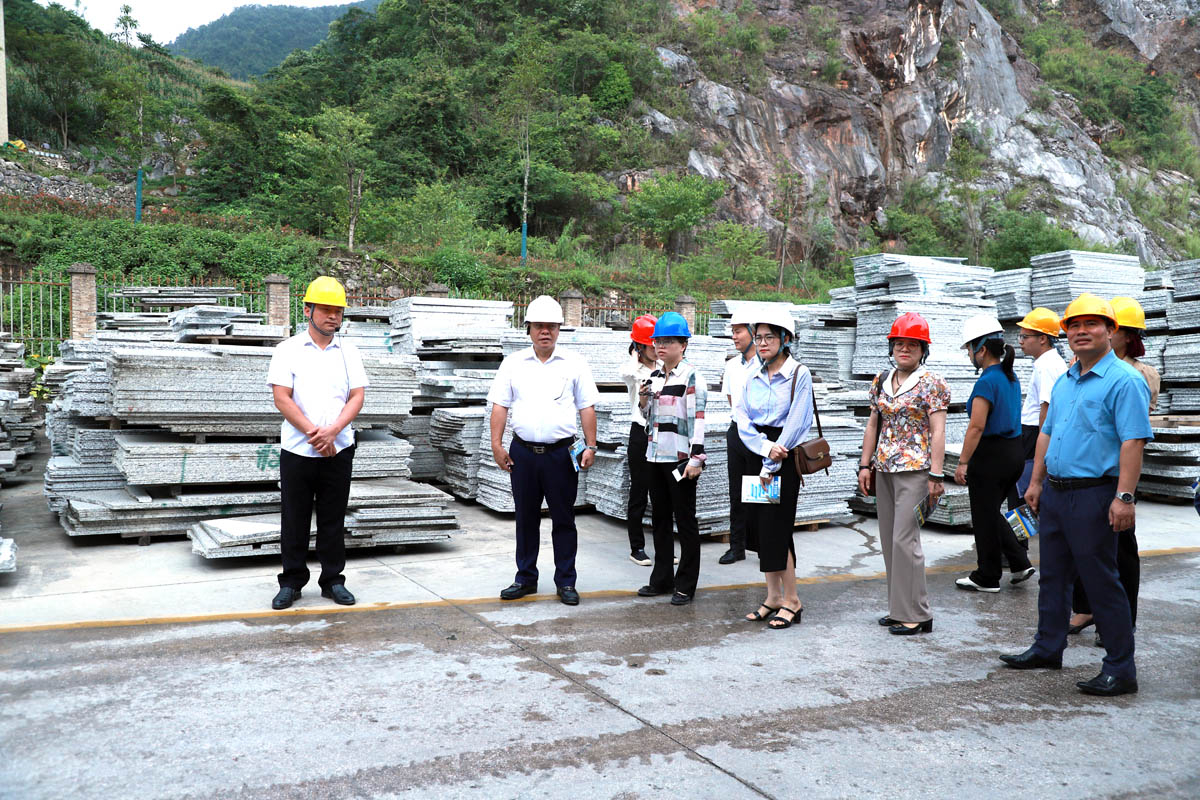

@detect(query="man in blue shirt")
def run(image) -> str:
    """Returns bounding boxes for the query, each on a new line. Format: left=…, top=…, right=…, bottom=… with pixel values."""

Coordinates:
left=1000, top=294, right=1151, bottom=697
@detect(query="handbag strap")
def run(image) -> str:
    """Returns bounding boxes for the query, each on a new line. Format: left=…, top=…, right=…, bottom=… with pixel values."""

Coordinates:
left=789, top=366, right=823, bottom=439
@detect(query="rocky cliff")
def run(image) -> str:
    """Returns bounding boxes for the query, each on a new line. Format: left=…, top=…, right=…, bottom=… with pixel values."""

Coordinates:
left=650, top=0, right=1200, bottom=265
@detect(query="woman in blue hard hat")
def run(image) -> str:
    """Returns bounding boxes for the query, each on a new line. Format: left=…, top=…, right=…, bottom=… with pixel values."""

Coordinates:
left=636, top=311, right=707, bottom=606
left=954, top=315, right=1035, bottom=593
left=619, top=314, right=659, bottom=567
left=734, top=307, right=814, bottom=629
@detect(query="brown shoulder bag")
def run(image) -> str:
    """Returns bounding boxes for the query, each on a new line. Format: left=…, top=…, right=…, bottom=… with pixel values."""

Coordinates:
left=789, top=367, right=832, bottom=486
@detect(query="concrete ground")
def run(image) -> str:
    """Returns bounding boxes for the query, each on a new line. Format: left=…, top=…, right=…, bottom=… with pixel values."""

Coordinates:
left=2, top=442, right=1199, bottom=797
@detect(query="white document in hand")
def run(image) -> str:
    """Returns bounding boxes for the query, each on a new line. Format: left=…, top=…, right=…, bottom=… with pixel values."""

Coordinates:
left=741, top=475, right=780, bottom=504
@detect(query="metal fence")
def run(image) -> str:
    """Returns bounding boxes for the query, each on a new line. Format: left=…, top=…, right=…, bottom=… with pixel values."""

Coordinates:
left=0, top=279, right=70, bottom=357
left=583, top=301, right=710, bottom=336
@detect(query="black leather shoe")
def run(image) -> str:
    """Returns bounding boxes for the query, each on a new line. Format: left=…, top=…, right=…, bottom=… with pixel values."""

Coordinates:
left=500, top=582, right=537, bottom=600
left=321, top=584, right=355, bottom=605
left=889, top=619, right=933, bottom=635
left=878, top=616, right=898, bottom=626
left=1077, top=672, right=1138, bottom=697
left=669, top=592, right=693, bottom=606
left=272, top=586, right=301, bottom=610
left=718, top=548, right=746, bottom=565
left=637, top=584, right=670, bottom=597
left=999, top=648, right=1062, bottom=670
left=557, top=586, right=580, bottom=606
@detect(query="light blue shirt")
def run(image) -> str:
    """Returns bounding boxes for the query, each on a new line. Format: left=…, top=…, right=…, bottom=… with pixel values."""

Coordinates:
left=734, top=356, right=815, bottom=473
left=1042, top=349, right=1152, bottom=479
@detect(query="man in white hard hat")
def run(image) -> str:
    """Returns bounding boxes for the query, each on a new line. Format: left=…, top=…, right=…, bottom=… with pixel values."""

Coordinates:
left=487, top=295, right=600, bottom=606
left=718, top=307, right=759, bottom=564
left=266, top=276, right=367, bottom=610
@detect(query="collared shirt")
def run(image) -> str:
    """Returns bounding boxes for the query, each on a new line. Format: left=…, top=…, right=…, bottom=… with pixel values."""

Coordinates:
left=967, top=364, right=1021, bottom=439
left=735, top=356, right=814, bottom=473
left=646, top=359, right=707, bottom=466
left=487, top=346, right=599, bottom=443
left=267, top=332, right=369, bottom=457
left=1021, top=348, right=1068, bottom=426
left=720, top=350, right=759, bottom=411
left=1124, top=356, right=1160, bottom=413
left=618, top=353, right=657, bottom=427
left=868, top=367, right=951, bottom=473
left=1042, top=349, right=1153, bottom=479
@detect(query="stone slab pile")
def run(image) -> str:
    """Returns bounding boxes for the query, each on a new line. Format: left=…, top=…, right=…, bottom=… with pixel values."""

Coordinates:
left=986, top=268, right=1032, bottom=321
left=0, top=389, right=39, bottom=462
left=388, top=415, right=444, bottom=480
left=1029, top=251, right=1144, bottom=311
left=44, top=428, right=124, bottom=511
left=107, top=286, right=244, bottom=307
left=0, top=535, right=15, bottom=573
left=429, top=406, right=488, bottom=498
left=187, top=478, right=457, bottom=558
left=0, top=335, right=36, bottom=395
left=96, top=311, right=172, bottom=334
left=1138, top=425, right=1200, bottom=500
left=388, top=297, right=513, bottom=356
left=169, top=305, right=287, bottom=344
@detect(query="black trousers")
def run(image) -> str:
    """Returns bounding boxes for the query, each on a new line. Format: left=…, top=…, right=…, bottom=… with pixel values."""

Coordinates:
left=725, top=422, right=752, bottom=551
left=966, top=436, right=1030, bottom=587
left=511, top=439, right=579, bottom=588
left=278, top=444, right=355, bottom=590
left=646, top=461, right=701, bottom=596
left=1009, top=424, right=1040, bottom=512
left=1032, top=480, right=1135, bottom=680
left=625, top=423, right=649, bottom=552
left=1073, top=525, right=1140, bottom=626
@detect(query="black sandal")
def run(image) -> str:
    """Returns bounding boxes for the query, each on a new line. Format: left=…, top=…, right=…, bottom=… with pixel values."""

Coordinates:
left=769, top=606, right=803, bottom=629
left=745, top=604, right=781, bottom=622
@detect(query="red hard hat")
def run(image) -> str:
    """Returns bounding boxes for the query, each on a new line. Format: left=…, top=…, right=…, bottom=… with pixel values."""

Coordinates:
left=631, top=314, right=658, bottom=345
left=887, top=312, right=931, bottom=344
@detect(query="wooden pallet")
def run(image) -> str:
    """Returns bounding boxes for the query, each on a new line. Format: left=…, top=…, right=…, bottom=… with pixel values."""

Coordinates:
left=1150, top=415, right=1200, bottom=428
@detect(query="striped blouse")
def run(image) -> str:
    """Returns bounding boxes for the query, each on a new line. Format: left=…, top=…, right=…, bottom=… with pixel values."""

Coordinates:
left=645, top=360, right=708, bottom=467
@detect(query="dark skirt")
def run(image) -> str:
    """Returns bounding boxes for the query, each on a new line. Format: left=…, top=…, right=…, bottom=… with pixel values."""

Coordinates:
left=736, top=424, right=801, bottom=573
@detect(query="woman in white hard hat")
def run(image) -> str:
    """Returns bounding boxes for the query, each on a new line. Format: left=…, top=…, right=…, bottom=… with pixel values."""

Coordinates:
left=954, top=316, right=1035, bottom=593
left=733, top=308, right=813, bottom=630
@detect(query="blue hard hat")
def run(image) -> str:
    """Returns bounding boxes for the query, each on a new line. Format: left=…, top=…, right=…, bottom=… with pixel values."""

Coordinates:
left=652, top=311, right=691, bottom=339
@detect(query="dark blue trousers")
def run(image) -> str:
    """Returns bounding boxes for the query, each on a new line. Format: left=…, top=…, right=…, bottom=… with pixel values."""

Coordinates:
left=510, top=439, right=579, bottom=588
left=1032, top=480, right=1136, bottom=680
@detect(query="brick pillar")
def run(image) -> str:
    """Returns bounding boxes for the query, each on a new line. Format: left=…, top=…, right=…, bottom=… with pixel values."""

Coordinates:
left=559, top=288, right=583, bottom=327
left=675, top=294, right=696, bottom=333
left=68, top=262, right=97, bottom=341
left=263, top=274, right=291, bottom=328
left=424, top=282, right=450, bottom=298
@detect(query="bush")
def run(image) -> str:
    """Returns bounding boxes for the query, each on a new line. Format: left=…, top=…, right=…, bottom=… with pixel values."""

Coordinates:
left=983, top=210, right=1083, bottom=270
left=594, top=62, right=634, bottom=115
left=430, top=246, right=489, bottom=290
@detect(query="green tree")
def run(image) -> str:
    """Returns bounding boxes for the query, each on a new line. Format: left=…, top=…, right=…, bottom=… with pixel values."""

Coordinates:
left=627, top=173, right=726, bottom=285
left=945, top=131, right=987, bottom=263
left=113, top=4, right=138, bottom=46
left=312, top=107, right=377, bottom=250
left=500, top=35, right=552, bottom=263
left=983, top=210, right=1083, bottom=270
left=22, top=32, right=97, bottom=150
left=706, top=221, right=773, bottom=282
left=594, top=62, right=633, bottom=115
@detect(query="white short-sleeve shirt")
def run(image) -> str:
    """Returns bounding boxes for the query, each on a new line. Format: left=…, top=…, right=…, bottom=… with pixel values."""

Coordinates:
left=267, top=332, right=369, bottom=457
left=1021, top=348, right=1068, bottom=427
left=486, top=346, right=599, bottom=443
left=721, top=353, right=758, bottom=412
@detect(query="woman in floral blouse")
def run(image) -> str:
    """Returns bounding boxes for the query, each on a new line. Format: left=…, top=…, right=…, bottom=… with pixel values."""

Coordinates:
left=857, top=312, right=949, bottom=636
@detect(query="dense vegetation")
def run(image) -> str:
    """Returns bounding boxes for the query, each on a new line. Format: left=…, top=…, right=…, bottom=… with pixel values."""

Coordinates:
left=169, top=1, right=384, bottom=80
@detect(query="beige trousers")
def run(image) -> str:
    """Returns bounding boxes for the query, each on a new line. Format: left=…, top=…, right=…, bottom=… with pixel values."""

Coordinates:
left=876, top=470, right=932, bottom=623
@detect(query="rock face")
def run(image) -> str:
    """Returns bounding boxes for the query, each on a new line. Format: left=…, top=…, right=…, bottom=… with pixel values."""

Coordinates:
left=652, top=0, right=1198, bottom=264
left=0, top=160, right=136, bottom=208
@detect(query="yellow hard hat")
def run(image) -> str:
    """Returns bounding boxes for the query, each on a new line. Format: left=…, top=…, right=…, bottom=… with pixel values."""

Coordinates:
left=1110, top=296, right=1146, bottom=330
left=1016, top=307, right=1061, bottom=337
left=302, top=276, right=347, bottom=307
left=1060, top=292, right=1117, bottom=331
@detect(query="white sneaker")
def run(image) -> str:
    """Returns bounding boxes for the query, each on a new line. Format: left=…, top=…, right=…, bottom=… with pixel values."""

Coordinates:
left=956, top=576, right=1000, bottom=593
left=674, top=555, right=680, bottom=565
left=1010, top=567, right=1036, bottom=584
left=629, top=550, right=652, bottom=566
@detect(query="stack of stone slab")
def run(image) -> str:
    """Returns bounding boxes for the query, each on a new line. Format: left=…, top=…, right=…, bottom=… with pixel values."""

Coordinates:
left=107, top=286, right=244, bottom=306
left=1029, top=251, right=1144, bottom=310
left=187, top=478, right=456, bottom=558
left=338, top=306, right=396, bottom=356
left=0, top=336, right=36, bottom=394
left=986, top=269, right=1032, bottom=322
left=114, top=429, right=412, bottom=485
left=0, top=389, right=38, bottom=466
left=474, top=405, right=591, bottom=512
left=1141, top=270, right=1172, bottom=412
left=1162, top=260, right=1200, bottom=417
left=388, top=296, right=513, bottom=355
left=96, top=311, right=172, bottom=335
left=848, top=443, right=973, bottom=529
left=169, top=305, right=287, bottom=344
left=388, top=415, right=444, bottom=479
left=417, top=367, right=497, bottom=404
left=44, top=428, right=125, bottom=510
left=1138, top=424, right=1200, bottom=500
left=429, top=406, right=489, bottom=498
left=0, top=534, right=15, bottom=573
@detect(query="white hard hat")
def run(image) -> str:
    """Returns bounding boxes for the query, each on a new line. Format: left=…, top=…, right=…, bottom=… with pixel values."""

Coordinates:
left=750, top=307, right=797, bottom=340
left=525, top=295, right=564, bottom=325
left=729, top=306, right=758, bottom=330
left=960, top=315, right=1004, bottom=350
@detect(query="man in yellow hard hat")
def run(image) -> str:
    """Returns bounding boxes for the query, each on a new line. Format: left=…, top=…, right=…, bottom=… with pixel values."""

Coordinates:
left=266, top=276, right=368, bottom=610
left=1001, top=293, right=1151, bottom=697
left=1013, top=307, right=1067, bottom=500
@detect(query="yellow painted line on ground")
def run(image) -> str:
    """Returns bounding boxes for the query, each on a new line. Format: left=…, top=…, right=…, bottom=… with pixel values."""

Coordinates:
left=2, top=547, right=1197, bottom=635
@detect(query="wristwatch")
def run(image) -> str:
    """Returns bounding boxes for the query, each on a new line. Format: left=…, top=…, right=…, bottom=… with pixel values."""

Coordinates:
left=584, top=445, right=597, bottom=452
left=1115, top=491, right=1135, bottom=504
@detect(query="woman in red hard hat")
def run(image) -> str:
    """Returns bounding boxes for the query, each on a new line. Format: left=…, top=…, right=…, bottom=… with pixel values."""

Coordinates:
left=619, top=314, right=659, bottom=568
left=857, top=312, right=949, bottom=635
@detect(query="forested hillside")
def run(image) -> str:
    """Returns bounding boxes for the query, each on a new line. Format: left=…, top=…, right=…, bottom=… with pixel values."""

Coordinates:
left=169, top=1, right=384, bottom=80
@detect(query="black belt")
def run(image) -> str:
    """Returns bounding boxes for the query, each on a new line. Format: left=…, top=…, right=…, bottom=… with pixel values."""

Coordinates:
left=512, top=435, right=574, bottom=454
left=1047, top=475, right=1117, bottom=491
